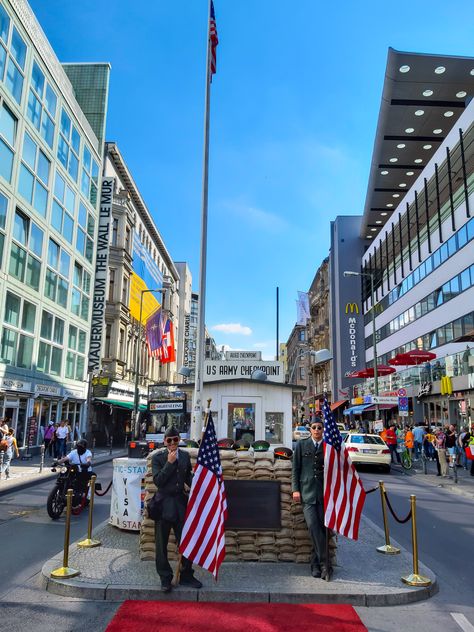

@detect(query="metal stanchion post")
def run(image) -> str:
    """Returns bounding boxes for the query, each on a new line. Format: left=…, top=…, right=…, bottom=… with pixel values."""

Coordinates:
left=109, top=435, right=113, bottom=455
left=453, top=459, right=458, bottom=484
left=78, top=476, right=101, bottom=548
left=39, top=444, right=45, bottom=473
left=401, top=495, right=431, bottom=586
left=422, top=452, right=427, bottom=475
left=50, top=489, right=80, bottom=578
left=376, top=481, right=400, bottom=555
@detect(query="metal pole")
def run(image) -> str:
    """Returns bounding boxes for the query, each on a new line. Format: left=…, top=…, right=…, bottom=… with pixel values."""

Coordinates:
left=192, top=3, right=213, bottom=441
left=376, top=481, right=400, bottom=554
left=78, top=475, right=101, bottom=548
left=133, top=290, right=145, bottom=440
left=371, top=273, right=380, bottom=422
left=401, top=495, right=431, bottom=586
left=109, top=435, right=113, bottom=455
left=39, top=444, right=45, bottom=473
left=50, top=489, right=80, bottom=578
left=276, top=286, right=279, bottom=361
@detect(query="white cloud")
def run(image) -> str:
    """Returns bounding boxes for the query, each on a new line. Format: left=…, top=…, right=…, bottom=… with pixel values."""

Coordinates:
left=211, top=323, right=253, bottom=336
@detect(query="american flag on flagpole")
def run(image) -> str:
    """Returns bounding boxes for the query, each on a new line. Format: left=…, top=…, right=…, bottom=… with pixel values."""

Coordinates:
left=323, top=398, right=366, bottom=540
left=209, top=1, right=218, bottom=77
left=179, top=412, right=227, bottom=578
left=145, top=308, right=163, bottom=358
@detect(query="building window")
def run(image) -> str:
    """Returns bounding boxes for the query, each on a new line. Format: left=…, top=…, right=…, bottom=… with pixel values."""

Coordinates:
left=108, top=268, right=115, bottom=301
left=37, top=310, right=64, bottom=376
left=45, top=238, right=70, bottom=308
left=71, top=262, right=91, bottom=322
left=0, top=12, right=27, bottom=105
left=300, top=367, right=305, bottom=379
left=66, top=324, right=86, bottom=380
left=52, top=171, right=75, bottom=243
left=125, top=226, right=131, bottom=253
left=9, top=209, right=43, bottom=291
left=119, top=328, right=125, bottom=362
left=265, top=412, right=283, bottom=444
left=18, top=131, right=50, bottom=216
left=76, top=200, right=94, bottom=263
left=0, top=290, right=35, bottom=368
left=111, top=217, right=118, bottom=246
left=57, top=108, right=80, bottom=181
left=104, top=323, right=112, bottom=358
left=0, top=101, right=16, bottom=183
left=0, top=190, right=8, bottom=267
left=81, top=144, right=99, bottom=206
left=27, top=60, right=56, bottom=148
left=122, top=274, right=129, bottom=305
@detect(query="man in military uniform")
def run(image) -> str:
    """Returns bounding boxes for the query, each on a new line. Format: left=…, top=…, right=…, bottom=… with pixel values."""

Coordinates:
left=292, top=419, right=331, bottom=579
left=152, top=426, right=203, bottom=592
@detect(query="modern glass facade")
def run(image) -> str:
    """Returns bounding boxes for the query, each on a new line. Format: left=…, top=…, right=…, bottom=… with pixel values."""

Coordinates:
left=0, top=0, right=109, bottom=448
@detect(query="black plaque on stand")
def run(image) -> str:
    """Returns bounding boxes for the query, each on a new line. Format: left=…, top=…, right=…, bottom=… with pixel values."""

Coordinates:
left=224, top=480, right=281, bottom=530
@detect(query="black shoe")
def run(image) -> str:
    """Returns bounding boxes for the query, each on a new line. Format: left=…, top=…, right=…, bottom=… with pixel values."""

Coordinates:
left=179, top=576, right=203, bottom=589
left=311, top=567, right=322, bottom=578
left=321, top=566, right=333, bottom=581
left=161, top=582, right=172, bottom=593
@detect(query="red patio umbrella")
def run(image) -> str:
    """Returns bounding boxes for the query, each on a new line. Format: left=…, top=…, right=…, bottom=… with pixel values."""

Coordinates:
left=389, top=350, right=436, bottom=366
left=348, top=365, right=396, bottom=378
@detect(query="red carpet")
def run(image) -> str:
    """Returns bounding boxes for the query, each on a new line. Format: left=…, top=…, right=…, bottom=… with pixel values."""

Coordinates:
left=105, top=600, right=367, bottom=632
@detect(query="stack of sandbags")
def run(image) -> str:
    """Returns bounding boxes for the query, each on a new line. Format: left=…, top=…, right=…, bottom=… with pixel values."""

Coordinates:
left=220, top=450, right=237, bottom=478
left=235, top=453, right=254, bottom=479
left=257, top=533, right=278, bottom=562
left=224, top=530, right=240, bottom=561
left=237, top=531, right=259, bottom=561
left=253, top=451, right=274, bottom=480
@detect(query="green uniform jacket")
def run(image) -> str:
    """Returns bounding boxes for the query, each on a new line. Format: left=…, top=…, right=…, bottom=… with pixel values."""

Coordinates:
left=292, top=437, right=324, bottom=505
left=152, top=448, right=192, bottom=523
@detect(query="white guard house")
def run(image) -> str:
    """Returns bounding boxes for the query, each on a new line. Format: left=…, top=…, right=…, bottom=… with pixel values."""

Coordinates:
left=200, top=358, right=304, bottom=448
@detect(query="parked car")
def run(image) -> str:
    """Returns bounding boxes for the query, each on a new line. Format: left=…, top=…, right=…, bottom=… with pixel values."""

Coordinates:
left=344, top=433, right=391, bottom=472
left=293, top=425, right=311, bottom=441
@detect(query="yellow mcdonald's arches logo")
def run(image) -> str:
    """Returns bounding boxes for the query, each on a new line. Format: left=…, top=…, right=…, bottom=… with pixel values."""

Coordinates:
left=440, top=375, right=453, bottom=395
left=345, top=302, right=359, bottom=314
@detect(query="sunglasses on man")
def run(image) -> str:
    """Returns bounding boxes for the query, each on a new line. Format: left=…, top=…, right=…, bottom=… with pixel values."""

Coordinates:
left=165, top=437, right=180, bottom=445
left=311, top=425, right=323, bottom=431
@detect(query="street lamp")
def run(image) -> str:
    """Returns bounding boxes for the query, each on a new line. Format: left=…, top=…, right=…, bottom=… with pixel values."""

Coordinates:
left=343, top=270, right=380, bottom=422
left=132, top=286, right=169, bottom=439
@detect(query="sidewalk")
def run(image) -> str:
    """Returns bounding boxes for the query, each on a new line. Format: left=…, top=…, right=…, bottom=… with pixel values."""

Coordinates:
left=42, top=516, right=437, bottom=606
left=395, top=456, right=474, bottom=500
left=0, top=447, right=126, bottom=496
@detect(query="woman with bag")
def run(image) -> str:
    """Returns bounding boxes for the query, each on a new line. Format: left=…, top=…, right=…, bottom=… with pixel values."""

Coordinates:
left=0, top=429, right=19, bottom=479
left=43, top=421, right=55, bottom=457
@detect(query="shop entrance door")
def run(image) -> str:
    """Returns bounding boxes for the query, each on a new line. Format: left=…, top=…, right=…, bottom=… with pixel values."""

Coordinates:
left=222, top=396, right=262, bottom=444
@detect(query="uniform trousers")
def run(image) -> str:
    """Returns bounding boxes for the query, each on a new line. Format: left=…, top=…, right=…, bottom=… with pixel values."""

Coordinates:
left=154, top=518, right=193, bottom=584
left=302, top=501, right=328, bottom=570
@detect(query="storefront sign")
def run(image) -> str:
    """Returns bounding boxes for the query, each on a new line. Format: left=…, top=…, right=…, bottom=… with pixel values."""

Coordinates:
left=204, top=361, right=284, bottom=383
left=225, top=351, right=262, bottom=361
left=63, top=387, right=86, bottom=400
left=1, top=378, right=32, bottom=392
left=88, top=177, right=115, bottom=373
left=109, top=458, right=147, bottom=531
left=27, top=416, right=38, bottom=447
left=92, top=376, right=110, bottom=398
left=35, top=384, right=61, bottom=397
left=364, top=395, right=398, bottom=404
left=149, top=401, right=186, bottom=412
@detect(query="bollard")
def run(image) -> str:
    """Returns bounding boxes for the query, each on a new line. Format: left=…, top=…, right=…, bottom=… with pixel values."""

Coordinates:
left=92, top=437, right=96, bottom=457
left=109, top=435, right=113, bottom=455
left=401, top=495, right=431, bottom=586
left=453, top=460, right=458, bottom=484
left=78, top=475, right=101, bottom=548
left=0, top=450, right=4, bottom=476
left=422, top=453, right=427, bottom=475
left=50, top=489, right=80, bottom=578
left=39, top=444, right=45, bottom=473
left=376, top=481, right=400, bottom=555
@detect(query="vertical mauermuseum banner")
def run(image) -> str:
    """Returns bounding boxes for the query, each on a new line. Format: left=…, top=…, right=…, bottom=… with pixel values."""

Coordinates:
left=88, top=177, right=115, bottom=372
left=129, top=230, right=163, bottom=322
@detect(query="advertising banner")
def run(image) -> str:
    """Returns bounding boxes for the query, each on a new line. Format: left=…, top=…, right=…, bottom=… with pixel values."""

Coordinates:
left=129, top=230, right=163, bottom=322
left=109, top=458, right=147, bottom=531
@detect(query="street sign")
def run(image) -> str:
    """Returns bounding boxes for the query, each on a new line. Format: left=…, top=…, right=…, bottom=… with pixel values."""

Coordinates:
left=398, top=388, right=407, bottom=397
left=364, top=395, right=398, bottom=404
left=398, top=396, right=409, bottom=417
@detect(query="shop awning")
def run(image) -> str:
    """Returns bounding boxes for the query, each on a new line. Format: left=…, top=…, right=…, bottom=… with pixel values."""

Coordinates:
left=343, top=404, right=371, bottom=416
left=330, top=399, right=347, bottom=412
left=364, top=403, right=398, bottom=411
left=95, top=398, right=147, bottom=412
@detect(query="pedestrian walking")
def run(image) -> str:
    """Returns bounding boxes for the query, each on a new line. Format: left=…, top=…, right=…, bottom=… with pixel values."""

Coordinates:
left=413, top=423, right=426, bottom=460
left=459, top=427, right=471, bottom=470
left=43, top=421, right=55, bottom=457
left=435, top=428, right=448, bottom=477
left=385, top=424, right=401, bottom=464
left=0, top=428, right=19, bottom=479
left=292, top=419, right=332, bottom=580
left=468, top=435, right=474, bottom=477
left=55, top=420, right=69, bottom=458
left=445, top=424, right=457, bottom=468
left=0, top=418, right=9, bottom=437
left=405, top=426, right=414, bottom=459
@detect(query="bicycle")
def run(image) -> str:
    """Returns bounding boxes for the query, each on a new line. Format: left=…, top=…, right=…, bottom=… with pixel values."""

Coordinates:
left=400, top=446, right=413, bottom=470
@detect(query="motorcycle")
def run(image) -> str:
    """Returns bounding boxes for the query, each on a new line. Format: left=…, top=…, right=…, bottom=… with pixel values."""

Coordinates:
left=47, top=461, right=92, bottom=520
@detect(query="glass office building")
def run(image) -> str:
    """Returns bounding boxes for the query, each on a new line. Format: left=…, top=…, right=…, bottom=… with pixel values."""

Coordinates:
left=0, top=0, right=109, bottom=448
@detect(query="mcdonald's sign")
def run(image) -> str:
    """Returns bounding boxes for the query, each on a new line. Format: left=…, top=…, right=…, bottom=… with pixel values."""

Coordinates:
left=440, top=376, right=453, bottom=395
left=345, top=302, right=359, bottom=314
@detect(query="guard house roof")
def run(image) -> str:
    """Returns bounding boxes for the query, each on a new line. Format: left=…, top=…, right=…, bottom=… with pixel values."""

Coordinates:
left=361, top=48, right=474, bottom=239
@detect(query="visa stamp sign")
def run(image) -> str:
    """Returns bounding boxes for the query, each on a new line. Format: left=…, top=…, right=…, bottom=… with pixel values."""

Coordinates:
left=204, top=361, right=284, bottom=383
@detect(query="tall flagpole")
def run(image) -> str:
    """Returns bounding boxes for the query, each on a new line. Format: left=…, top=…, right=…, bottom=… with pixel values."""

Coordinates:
left=191, top=1, right=213, bottom=441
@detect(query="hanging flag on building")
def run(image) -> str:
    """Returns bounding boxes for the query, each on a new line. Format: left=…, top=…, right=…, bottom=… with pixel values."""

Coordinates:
left=145, top=308, right=163, bottom=358
left=209, top=1, right=219, bottom=77
left=160, top=317, right=176, bottom=364
left=296, top=291, right=310, bottom=325
left=323, top=397, right=366, bottom=540
left=179, top=412, right=227, bottom=578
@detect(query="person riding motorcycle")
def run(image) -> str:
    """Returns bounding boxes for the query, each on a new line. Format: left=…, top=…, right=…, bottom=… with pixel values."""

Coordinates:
left=56, top=439, right=93, bottom=501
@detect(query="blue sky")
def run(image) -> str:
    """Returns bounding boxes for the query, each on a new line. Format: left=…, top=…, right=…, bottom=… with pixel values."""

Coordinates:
left=30, top=0, right=474, bottom=359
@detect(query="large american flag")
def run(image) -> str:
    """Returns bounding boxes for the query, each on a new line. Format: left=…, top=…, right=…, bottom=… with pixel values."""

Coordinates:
left=145, top=308, right=163, bottom=358
left=323, top=398, right=366, bottom=540
left=179, top=412, right=227, bottom=578
left=209, top=1, right=218, bottom=77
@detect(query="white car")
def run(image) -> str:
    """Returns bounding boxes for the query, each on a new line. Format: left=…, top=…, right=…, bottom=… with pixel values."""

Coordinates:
left=293, top=425, right=311, bottom=441
left=344, top=433, right=391, bottom=472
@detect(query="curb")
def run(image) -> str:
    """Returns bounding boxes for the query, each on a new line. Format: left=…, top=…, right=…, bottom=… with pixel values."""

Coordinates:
left=41, top=517, right=438, bottom=607
left=0, top=452, right=126, bottom=497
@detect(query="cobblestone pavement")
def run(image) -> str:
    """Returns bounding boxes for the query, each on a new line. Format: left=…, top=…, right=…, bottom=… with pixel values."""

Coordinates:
left=395, top=457, right=474, bottom=500
left=42, top=516, right=437, bottom=605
